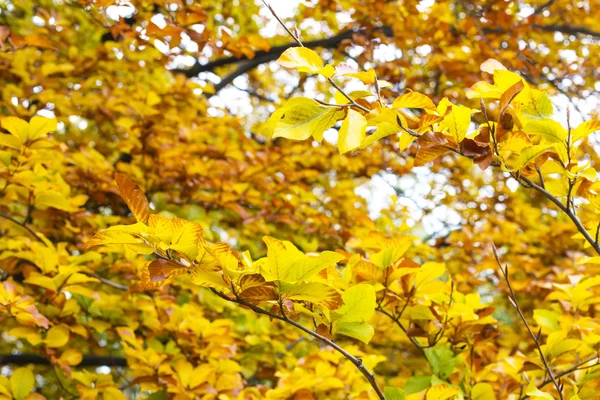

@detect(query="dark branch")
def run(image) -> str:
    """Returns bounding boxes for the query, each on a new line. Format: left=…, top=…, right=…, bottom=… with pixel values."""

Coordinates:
left=534, top=24, right=600, bottom=39
left=0, top=354, right=127, bottom=367
left=173, top=29, right=357, bottom=78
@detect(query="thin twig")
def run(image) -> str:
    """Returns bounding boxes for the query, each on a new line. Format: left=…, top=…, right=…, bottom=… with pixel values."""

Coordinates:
left=0, top=211, right=45, bottom=243
left=518, top=176, right=600, bottom=255
left=493, top=245, right=563, bottom=400
left=261, top=0, right=371, bottom=114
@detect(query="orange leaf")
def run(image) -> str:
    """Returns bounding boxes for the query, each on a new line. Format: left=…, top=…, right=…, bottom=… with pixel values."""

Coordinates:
left=115, top=174, right=150, bottom=224
left=498, top=80, right=524, bottom=116
left=414, top=145, right=450, bottom=166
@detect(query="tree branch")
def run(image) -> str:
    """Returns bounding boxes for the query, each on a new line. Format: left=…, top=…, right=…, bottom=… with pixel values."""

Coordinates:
left=210, top=288, right=385, bottom=399
left=173, top=29, right=357, bottom=78
left=518, top=175, right=600, bottom=255
left=534, top=24, right=600, bottom=39
left=493, top=245, right=564, bottom=400
left=0, top=354, right=127, bottom=367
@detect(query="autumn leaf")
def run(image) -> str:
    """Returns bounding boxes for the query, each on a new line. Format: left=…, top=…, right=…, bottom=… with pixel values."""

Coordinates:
left=147, top=259, right=187, bottom=284
left=269, top=97, right=343, bottom=142
left=393, top=92, right=436, bottom=110
left=115, top=174, right=150, bottom=224
left=338, top=109, right=367, bottom=154
left=262, top=236, right=344, bottom=283
left=277, top=47, right=335, bottom=78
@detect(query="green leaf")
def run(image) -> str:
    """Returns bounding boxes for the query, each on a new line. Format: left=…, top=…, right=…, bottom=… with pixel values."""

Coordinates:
left=10, top=367, right=34, bottom=400
left=404, top=375, right=432, bottom=394
left=384, top=387, right=406, bottom=400
left=269, top=97, right=343, bottom=142
left=338, top=109, right=367, bottom=154
left=335, top=321, right=374, bottom=343
left=335, top=284, right=376, bottom=323
left=424, top=343, right=457, bottom=380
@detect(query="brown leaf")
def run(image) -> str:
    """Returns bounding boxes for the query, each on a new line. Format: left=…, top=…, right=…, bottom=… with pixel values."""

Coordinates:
left=115, top=173, right=150, bottom=224
left=239, top=284, right=279, bottom=302
left=147, top=259, right=187, bottom=283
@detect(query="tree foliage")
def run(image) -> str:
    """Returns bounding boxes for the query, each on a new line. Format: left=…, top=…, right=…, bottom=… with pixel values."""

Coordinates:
left=1, top=0, right=600, bottom=399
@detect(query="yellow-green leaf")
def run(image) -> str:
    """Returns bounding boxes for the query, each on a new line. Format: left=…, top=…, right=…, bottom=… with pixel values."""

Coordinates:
left=335, top=284, right=376, bottom=323
left=511, top=143, right=555, bottom=170
left=335, top=321, right=374, bottom=344
left=262, top=236, right=344, bottom=283
left=10, top=368, right=34, bottom=400
left=525, top=120, right=567, bottom=143
left=270, top=97, right=343, bottom=142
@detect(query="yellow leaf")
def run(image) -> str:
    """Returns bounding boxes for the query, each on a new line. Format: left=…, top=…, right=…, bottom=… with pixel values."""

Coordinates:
left=281, top=282, right=342, bottom=309
left=392, top=92, right=436, bottom=110
left=472, top=383, right=495, bottom=400
left=115, top=174, right=150, bottom=224
left=35, top=190, right=73, bottom=212
left=338, top=109, right=367, bottom=154
left=8, top=327, right=42, bottom=346
left=44, top=324, right=70, bottom=348
left=1, top=116, right=28, bottom=143
left=426, top=384, right=459, bottom=400
left=415, top=262, right=446, bottom=289
left=572, top=119, right=600, bottom=142
left=59, top=349, right=83, bottom=366
left=167, top=218, right=204, bottom=261
left=270, top=97, right=343, bottom=142
left=277, top=47, right=327, bottom=75
left=262, top=236, right=344, bottom=283
left=28, top=116, right=57, bottom=140
left=344, top=69, right=377, bottom=84
left=440, top=105, right=477, bottom=143
left=10, top=368, right=34, bottom=400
